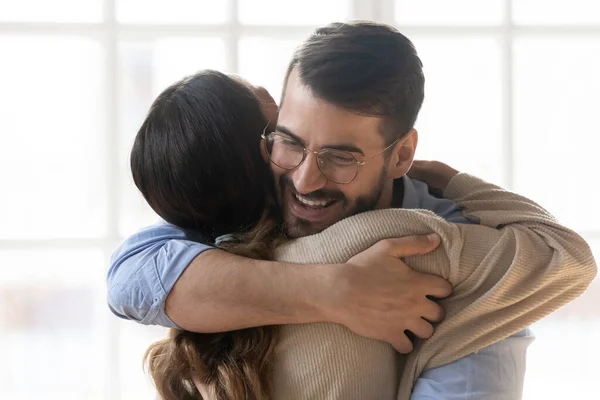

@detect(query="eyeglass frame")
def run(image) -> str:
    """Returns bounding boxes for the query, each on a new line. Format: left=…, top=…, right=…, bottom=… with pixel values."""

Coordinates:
left=260, top=124, right=402, bottom=184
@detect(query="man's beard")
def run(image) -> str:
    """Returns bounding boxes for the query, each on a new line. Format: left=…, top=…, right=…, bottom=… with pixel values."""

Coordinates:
left=278, top=172, right=387, bottom=238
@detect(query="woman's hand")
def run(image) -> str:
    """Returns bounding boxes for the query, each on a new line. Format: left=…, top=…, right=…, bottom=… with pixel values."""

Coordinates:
left=407, top=160, right=460, bottom=192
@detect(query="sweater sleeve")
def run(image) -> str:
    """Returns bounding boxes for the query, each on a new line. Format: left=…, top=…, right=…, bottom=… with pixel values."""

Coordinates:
left=273, top=174, right=596, bottom=400
left=398, top=173, right=598, bottom=398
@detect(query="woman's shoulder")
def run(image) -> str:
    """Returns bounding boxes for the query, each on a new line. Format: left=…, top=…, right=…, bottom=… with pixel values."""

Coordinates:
left=273, top=208, right=450, bottom=264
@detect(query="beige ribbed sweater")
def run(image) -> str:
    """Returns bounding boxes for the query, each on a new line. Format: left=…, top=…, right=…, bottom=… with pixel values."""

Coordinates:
left=270, top=173, right=597, bottom=400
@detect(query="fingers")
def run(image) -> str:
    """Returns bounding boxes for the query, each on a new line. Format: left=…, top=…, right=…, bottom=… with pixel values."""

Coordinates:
left=382, top=234, right=441, bottom=258
left=418, top=273, right=453, bottom=299
left=407, top=318, right=435, bottom=340
left=409, top=160, right=446, bottom=173
left=390, top=333, right=414, bottom=354
left=407, top=160, right=435, bottom=182
left=407, top=160, right=459, bottom=192
left=419, top=298, right=446, bottom=323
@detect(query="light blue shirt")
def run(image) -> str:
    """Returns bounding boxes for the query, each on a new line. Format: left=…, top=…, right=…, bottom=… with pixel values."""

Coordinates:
left=107, top=176, right=534, bottom=399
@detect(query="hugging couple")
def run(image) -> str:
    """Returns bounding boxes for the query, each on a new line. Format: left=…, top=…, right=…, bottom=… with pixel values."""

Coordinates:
left=108, top=21, right=596, bottom=400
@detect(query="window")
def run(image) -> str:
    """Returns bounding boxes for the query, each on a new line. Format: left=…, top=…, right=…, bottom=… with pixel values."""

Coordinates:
left=117, top=37, right=227, bottom=236
left=0, top=36, right=106, bottom=239
left=1, top=1, right=597, bottom=398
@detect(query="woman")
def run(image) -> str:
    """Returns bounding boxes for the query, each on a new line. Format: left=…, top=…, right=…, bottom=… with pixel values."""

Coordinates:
left=135, top=70, right=595, bottom=400
left=133, top=70, right=281, bottom=400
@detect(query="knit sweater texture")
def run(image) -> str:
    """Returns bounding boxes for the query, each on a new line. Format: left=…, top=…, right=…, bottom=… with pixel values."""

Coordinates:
left=270, top=173, right=597, bottom=400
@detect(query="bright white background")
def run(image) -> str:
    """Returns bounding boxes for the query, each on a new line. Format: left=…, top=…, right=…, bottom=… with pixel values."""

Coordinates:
left=0, top=0, right=598, bottom=399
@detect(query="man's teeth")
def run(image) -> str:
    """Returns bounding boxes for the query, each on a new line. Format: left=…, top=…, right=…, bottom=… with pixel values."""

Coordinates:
left=294, top=193, right=332, bottom=207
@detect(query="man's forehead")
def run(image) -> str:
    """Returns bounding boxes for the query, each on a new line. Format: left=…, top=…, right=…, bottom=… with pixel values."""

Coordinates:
left=278, top=98, right=384, bottom=150
left=279, top=68, right=383, bottom=143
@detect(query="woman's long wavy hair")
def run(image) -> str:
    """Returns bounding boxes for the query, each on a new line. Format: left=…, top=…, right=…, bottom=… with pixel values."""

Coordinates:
left=130, top=70, right=282, bottom=399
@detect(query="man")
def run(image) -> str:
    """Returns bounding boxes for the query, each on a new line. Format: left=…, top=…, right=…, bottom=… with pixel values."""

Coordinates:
left=109, top=22, right=534, bottom=397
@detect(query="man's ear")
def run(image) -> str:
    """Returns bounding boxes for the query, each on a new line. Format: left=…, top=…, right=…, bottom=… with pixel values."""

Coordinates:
left=387, top=129, right=418, bottom=180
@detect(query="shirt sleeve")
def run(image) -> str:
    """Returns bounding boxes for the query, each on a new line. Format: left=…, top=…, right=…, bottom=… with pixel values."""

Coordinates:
left=410, top=328, right=535, bottom=400
left=106, top=221, right=213, bottom=328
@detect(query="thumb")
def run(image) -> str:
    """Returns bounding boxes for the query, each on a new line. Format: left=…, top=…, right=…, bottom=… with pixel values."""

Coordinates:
left=385, top=234, right=441, bottom=258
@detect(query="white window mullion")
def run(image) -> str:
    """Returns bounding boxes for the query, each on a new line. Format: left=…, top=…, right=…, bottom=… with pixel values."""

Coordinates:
left=228, top=0, right=240, bottom=73
left=352, top=0, right=378, bottom=20
left=502, top=0, right=514, bottom=189
left=375, top=0, right=396, bottom=25
left=103, top=0, right=119, bottom=256
left=102, top=0, right=121, bottom=398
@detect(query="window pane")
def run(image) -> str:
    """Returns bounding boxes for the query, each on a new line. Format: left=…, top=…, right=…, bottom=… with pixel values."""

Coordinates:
left=0, top=0, right=101, bottom=22
left=0, top=36, right=105, bottom=239
left=409, top=36, right=504, bottom=185
left=395, top=0, right=504, bottom=26
left=118, top=38, right=227, bottom=237
left=118, top=322, right=168, bottom=399
left=116, top=0, right=228, bottom=24
left=513, top=0, right=600, bottom=25
left=523, top=239, right=599, bottom=400
left=0, top=250, right=105, bottom=400
left=239, top=37, right=301, bottom=102
left=513, top=37, right=600, bottom=232
left=238, top=0, right=349, bottom=25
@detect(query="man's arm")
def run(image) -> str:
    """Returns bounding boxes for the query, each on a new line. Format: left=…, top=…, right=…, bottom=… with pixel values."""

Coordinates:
left=165, top=249, right=333, bottom=332
left=107, top=221, right=452, bottom=351
left=107, top=222, right=337, bottom=330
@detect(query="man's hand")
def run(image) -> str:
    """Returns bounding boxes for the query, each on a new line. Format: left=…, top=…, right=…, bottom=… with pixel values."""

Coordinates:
left=325, top=234, right=452, bottom=353
left=408, top=160, right=460, bottom=192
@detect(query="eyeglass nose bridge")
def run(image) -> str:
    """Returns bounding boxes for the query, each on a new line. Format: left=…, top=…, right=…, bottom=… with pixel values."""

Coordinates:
left=303, top=147, right=321, bottom=159
left=295, top=148, right=333, bottom=181
left=299, top=147, right=324, bottom=172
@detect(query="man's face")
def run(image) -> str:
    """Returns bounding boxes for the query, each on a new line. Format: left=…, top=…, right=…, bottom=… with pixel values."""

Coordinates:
left=274, top=69, right=396, bottom=238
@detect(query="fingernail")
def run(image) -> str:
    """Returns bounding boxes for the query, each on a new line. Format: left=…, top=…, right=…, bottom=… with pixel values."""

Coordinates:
left=427, top=233, right=439, bottom=242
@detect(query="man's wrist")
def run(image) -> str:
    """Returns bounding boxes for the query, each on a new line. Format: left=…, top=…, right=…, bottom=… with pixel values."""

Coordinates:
left=307, top=263, right=348, bottom=325
left=282, top=262, right=345, bottom=326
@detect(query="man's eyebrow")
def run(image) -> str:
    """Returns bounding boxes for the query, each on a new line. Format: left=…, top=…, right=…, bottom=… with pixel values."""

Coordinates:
left=275, top=124, right=365, bottom=156
left=275, top=125, right=306, bottom=146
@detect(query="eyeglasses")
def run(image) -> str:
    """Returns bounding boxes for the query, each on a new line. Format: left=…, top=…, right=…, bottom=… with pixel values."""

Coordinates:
left=261, top=125, right=401, bottom=184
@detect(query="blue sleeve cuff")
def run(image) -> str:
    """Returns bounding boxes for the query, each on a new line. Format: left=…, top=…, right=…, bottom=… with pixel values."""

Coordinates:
left=139, top=240, right=213, bottom=327
left=107, top=222, right=214, bottom=328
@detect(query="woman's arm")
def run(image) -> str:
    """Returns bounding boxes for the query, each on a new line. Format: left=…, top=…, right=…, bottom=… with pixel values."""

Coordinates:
left=400, top=162, right=598, bottom=397
left=272, top=165, right=596, bottom=399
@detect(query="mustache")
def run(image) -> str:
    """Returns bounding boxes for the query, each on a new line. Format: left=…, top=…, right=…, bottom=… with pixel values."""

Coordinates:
left=279, top=175, right=346, bottom=201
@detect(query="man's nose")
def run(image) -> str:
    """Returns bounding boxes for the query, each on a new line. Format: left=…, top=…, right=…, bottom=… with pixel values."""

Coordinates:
left=291, top=152, right=327, bottom=194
